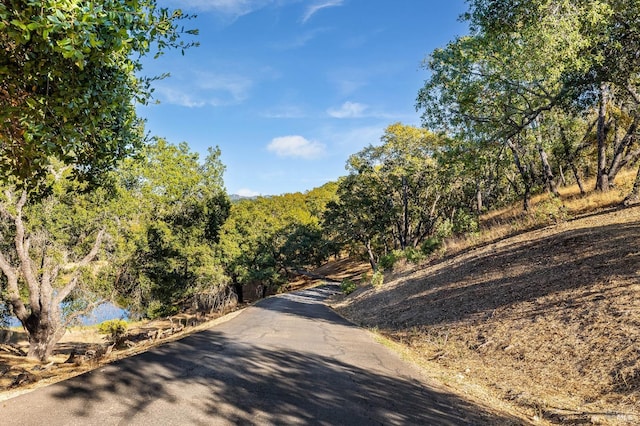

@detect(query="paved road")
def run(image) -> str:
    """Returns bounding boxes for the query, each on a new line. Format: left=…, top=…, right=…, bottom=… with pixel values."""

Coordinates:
left=1, top=285, right=520, bottom=425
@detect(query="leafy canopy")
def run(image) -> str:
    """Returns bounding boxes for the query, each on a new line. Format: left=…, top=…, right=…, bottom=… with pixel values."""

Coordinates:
left=0, top=0, right=197, bottom=189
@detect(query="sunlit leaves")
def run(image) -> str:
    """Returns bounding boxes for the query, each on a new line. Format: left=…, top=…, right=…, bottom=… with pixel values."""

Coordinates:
left=0, top=0, right=198, bottom=190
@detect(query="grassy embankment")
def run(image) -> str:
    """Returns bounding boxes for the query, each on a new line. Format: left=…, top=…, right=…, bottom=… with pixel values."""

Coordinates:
left=331, top=170, right=640, bottom=425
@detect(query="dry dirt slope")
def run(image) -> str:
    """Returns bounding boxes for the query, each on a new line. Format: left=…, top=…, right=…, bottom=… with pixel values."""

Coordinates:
left=332, top=205, right=640, bottom=425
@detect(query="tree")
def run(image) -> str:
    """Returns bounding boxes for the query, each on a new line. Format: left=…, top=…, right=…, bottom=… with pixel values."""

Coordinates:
left=0, top=169, right=111, bottom=361
left=219, top=190, right=334, bottom=297
left=323, top=124, right=453, bottom=270
left=0, top=0, right=197, bottom=189
left=112, top=140, right=230, bottom=318
left=0, top=1, right=196, bottom=359
left=417, top=0, right=640, bottom=208
left=323, top=173, right=392, bottom=270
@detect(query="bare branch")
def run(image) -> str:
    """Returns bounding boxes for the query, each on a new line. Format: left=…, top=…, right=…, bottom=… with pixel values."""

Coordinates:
left=54, top=228, right=106, bottom=306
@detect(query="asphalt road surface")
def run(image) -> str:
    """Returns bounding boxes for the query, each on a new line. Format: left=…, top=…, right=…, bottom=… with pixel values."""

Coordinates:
left=1, top=285, right=521, bottom=425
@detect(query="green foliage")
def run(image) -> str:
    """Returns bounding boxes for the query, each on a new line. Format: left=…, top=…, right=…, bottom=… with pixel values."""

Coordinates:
left=371, top=270, right=384, bottom=287
left=380, top=248, right=427, bottom=271
left=417, top=0, right=640, bottom=208
left=534, top=197, right=568, bottom=224
left=219, top=188, right=334, bottom=293
left=323, top=123, right=453, bottom=270
left=340, top=279, right=357, bottom=295
left=403, top=248, right=426, bottom=264
left=452, top=210, right=479, bottom=235
left=97, top=319, right=128, bottom=345
left=112, top=140, right=231, bottom=317
left=378, top=252, right=399, bottom=271
left=0, top=0, right=198, bottom=190
left=421, top=237, right=442, bottom=256
left=145, top=300, right=178, bottom=320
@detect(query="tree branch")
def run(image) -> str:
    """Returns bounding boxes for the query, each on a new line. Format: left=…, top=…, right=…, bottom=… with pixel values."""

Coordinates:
left=12, top=191, right=42, bottom=313
left=54, top=228, right=105, bottom=306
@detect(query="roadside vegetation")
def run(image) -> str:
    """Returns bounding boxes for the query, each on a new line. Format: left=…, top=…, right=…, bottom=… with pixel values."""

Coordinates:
left=333, top=172, right=640, bottom=425
left=2, top=1, right=640, bottom=422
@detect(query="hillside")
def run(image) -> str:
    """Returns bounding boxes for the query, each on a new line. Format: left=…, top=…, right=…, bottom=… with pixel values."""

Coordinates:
left=331, top=204, right=640, bottom=425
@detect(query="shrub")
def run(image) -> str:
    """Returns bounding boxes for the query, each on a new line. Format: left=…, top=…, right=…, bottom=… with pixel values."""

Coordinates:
left=340, top=279, right=357, bottom=295
left=452, top=210, right=479, bottom=234
left=371, top=270, right=384, bottom=287
left=97, top=319, right=128, bottom=345
left=379, top=251, right=399, bottom=270
left=534, top=197, right=568, bottom=224
left=421, top=237, right=442, bottom=255
left=403, top=247, right=426, bottom=264
left=146, top=300, right=178, bottom=319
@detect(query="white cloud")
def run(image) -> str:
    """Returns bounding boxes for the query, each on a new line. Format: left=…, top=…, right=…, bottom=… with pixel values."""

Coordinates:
left=197, top=72, right=253, bottom=103
left=271, top=28, right=330, bottom=50
left=327, top=101, right=368, bottom=118
left=165, top=0, right=272, bottom=17
left=267, top=135, right=326, bottom=159
left=165, top=0, right=343, bottom=25
left=301, top=0, right=343, bottom=24
left=155, top=86, right=207, bottom=108
left=154, top=70, right=253, bottom=107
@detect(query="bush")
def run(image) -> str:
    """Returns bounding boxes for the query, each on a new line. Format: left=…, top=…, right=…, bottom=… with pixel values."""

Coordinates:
left=340, top=279, right=357, bottom=295
left=421, top=237, right=442, bottom=255
left=534, top=197, right=568, bottom=224
left=371, top=270, right=384, bottom=287
left=403, top=247, right=426, bottom=264
left=146, top=300, right=178, bottom=319
left=97, top=319, right=128, bottom=345
left=452, top=210, right=479, bottom=234
left=379, top=251, right=399, bottom=270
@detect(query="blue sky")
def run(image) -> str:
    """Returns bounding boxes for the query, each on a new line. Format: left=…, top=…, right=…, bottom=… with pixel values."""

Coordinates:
left=139, top=0, right=469, bottom=196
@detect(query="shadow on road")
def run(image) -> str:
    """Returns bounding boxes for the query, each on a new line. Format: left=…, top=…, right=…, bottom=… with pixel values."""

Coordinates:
left=44, top=330, right=521, bottom=425
left=3, top=285, right=525, bottom=425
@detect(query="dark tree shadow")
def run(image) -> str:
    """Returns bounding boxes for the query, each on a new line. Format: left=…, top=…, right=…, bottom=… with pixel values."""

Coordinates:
left=1, top=286, right=525, bottom=425
left=345, top=221, right=640, bottom=330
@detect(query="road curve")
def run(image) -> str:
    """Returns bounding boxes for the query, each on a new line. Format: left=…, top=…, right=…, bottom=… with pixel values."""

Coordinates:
left=0, top=284, right=520, bottom=425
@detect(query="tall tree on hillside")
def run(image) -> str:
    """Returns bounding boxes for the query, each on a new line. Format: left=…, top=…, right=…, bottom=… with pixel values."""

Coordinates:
left=418, top=1, right=593, bottom=209
left=324, top=124, right=453, bottom=270
left=420, top=0, right=640, bottom=199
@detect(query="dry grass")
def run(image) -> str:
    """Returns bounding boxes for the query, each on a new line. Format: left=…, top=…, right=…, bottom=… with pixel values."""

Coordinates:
left=333, top=172, right=640, bottom=425
left=0, top=309, right=242, bottom=400
left=4, top=172, right=640, bottom=423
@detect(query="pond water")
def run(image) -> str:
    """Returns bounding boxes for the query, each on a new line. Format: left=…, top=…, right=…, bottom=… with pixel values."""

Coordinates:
left=7, top=302, right=129, bottom=328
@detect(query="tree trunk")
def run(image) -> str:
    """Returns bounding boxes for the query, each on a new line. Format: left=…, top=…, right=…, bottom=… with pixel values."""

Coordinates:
left=475, top=183, right=483, bottom=213
left=596, top=83, right=610, bottom=191
left=24, top=315, right=59, bottom=361
left=402, top=175, right=409, bottom=250
left=624, top=166, right=640, bottom=205
left=0, top=190, right=105, bottom=362
left=507, top=139, right=533, bottom=212
left=558, top=165, right=566, bottom=187
left=364, top=240, right=377, bottom=271
left=537, top=143, right=559, bottom=196
left=569, top=160, right=586, bottom=195
left=559, top=124, right=585, bottom=195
